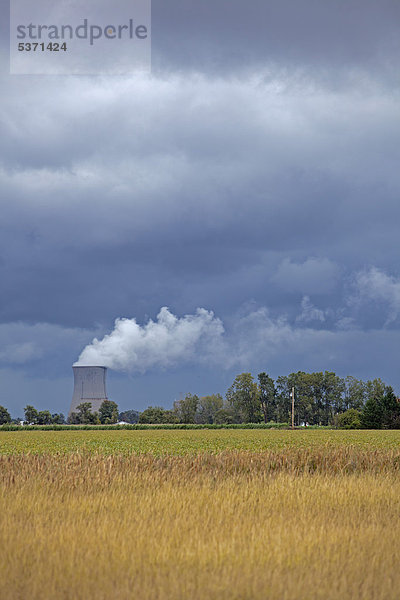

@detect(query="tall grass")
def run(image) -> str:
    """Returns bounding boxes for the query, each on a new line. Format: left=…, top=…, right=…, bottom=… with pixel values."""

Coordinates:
left=1, top=449, right=400, bottom=599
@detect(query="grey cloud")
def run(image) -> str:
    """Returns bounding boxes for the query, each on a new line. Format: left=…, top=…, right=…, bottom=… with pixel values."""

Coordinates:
left=0, top=342, right=40, bottom=364
left=272, top=257, right=340, bottom=295
left=296, top=296, right=326, bottom=323
left=350, top=267, right=400, bottom=326
left=0, top=321, right=105, bottom=375
left=2, top=0, right=400, bottom=81
left=152, top=0, right=400, bottom=84
left=0, top=74, right=398, bottom=330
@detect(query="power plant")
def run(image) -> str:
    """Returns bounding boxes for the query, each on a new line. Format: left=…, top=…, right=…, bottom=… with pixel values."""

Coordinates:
left=69, top=365, right=108, bottom=417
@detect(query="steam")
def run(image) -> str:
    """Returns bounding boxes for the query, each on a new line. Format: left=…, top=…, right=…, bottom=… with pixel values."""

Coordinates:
left=75, top=307, right=224, bottom=372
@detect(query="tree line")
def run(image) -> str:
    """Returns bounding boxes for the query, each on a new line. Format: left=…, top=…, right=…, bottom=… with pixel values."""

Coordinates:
left=0, top=370, right=399, bottom=429
left=0, top=400, right=121, bottom=426
left=138, top=371, right=400, bottom=429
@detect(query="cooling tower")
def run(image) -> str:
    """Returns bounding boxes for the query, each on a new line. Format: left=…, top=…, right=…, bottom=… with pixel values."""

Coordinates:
left=69, top=366, right=108, bottom=417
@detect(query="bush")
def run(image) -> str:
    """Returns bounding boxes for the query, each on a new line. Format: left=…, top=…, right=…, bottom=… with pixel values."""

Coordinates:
left=118, top=410, right=139, bottom=424
left=337, top=409, right=362, bottom=429
left=139, top=406, right=178, bottom=424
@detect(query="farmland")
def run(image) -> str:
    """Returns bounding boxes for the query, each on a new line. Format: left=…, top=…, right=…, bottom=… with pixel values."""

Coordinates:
left=1, top=430, right=400, bottom=599
left=1, top=427, right=400, bottom=455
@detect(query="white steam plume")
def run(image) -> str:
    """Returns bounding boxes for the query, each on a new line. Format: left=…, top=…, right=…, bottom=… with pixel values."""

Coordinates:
left=75, top=307, right=224, bottom=372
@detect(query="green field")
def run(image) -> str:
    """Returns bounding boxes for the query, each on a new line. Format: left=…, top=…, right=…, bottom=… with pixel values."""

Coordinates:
left=1, top=428, right=400, bottom=455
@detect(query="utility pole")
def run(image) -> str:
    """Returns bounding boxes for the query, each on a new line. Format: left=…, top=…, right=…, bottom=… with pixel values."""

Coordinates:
left=291, top=386, right=295, bottom=430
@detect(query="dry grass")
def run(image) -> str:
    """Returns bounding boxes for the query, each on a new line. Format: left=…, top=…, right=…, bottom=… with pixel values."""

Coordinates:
left=1, top=449, right=400, bottom=599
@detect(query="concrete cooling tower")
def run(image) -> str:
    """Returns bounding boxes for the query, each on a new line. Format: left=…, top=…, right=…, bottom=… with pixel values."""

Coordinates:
left=69, top=366, right=108, bottom=417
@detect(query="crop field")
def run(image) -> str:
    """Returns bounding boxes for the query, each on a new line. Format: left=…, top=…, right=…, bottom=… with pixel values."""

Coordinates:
left=1, top=427, right=400, bottom=455
left=1, top=430, right=400, bottom=600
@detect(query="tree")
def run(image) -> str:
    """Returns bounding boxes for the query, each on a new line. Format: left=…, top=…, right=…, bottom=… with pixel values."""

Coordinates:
left=336, top=409, right=362, bottom=429
left=276, top=372, right=313, bottom=425
left=306, top=372, right=328, bottom=425
left=258, top=373, right=276, bottom=423
left=36, top=410, right=52, bottom=425
left=119, top=410, right=139, bottom=424
left=343, top=376, right=366, bottom=411
left=69, top=402, right=100, bottom=424
left=365, top=378, right=386, bottom=404
left=68, top=412, right=78, bottom=424
left=51, top=413, right=65, bottom=424
left=139, top=406, right=177, bottom=424
left=196, top=394, right=223, bottom=424
left=381, top=386, right=400, bottom=429
left=322, top=371, right=345, bottom=425
left=99, top=400, right=119, bottom=424
left=0, top=405, right=11, bottom=425
left=24, top=405, right=38, bottom=424
left=361, top=378, right=386, bottom=429
left=213, top=406, right=235, bottom=424
left=361, top=397, right=383, bottom=429
left=227, top=373, right=261, bottom=423
left=275, top=376, right=291, bottom=423
left=173, top=393, right=199, bottom=424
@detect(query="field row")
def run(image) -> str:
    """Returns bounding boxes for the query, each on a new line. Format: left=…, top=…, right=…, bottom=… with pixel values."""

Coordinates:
left=1, top=428, right=400, bottom=455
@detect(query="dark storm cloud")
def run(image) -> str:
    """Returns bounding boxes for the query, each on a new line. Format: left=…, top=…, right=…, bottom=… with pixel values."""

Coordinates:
left=0, top=77, right=398, bottom=327
left=2, top=0, right=400, bottom=73
left=0, top=72, right=399, bottom=329
left=152, top=0, right=400, bottom=81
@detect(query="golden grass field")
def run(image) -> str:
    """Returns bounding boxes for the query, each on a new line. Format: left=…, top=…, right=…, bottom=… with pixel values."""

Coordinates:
left=1, top=430, right=400, bottom=599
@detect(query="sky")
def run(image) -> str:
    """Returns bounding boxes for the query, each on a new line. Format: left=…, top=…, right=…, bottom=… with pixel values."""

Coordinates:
left=1, top=0, right=400, bottom=417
